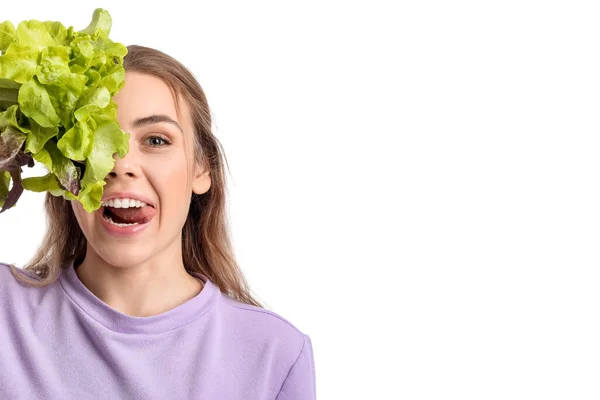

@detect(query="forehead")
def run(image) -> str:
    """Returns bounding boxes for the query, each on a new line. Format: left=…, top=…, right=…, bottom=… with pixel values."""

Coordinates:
left=113, top=72, right=190, bottom=129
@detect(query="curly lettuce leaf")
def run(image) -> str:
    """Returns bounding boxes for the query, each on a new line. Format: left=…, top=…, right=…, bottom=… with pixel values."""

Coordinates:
left=16, top=20, right=58, bottom=49
left=21, top=171, right=61, bottom=192
left=79, top=8, right=112, bottom=38
left=18, top=76, right=61, bottom=127
left=0, top=43, right=40, bottom=83
left=45, top=73, right=88, bottom=127
left=24, top=119, right=57, bottom=154
left=0, top=21, right=16, bottom=52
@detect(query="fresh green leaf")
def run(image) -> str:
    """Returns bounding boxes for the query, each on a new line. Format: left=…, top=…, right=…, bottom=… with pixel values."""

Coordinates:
left=75, top=180, right=105, bottom=212
left=25, top=119, right=58, bottom=154
left=0, top=79, right=21, bottom=109
left=39, top=139, right=80, bottom=195
left=57, top=120, right=92, bottom=160
left=43, top=21, right=68, bottom=46
left=44, top=72, right=88, bottom=126
left=18, top=75, right=61, bottom=127
left=81, top=120, right=128, bottom=185
left=36, top=45, right=71, bottom=84
left=21, top=171, right=64, bottom=194
left=0, top=43, right=40, bottom=83
left=0, top=104, right=30, bottom=133
left=78, top=9, right=112, bottom=38
left=0, top=21, right=16, bottom=53
left=15, top=20, right=56, bottom=49
left=75, top=85, right=110, bottom=121
left=32, top=146, right=53, bottom=171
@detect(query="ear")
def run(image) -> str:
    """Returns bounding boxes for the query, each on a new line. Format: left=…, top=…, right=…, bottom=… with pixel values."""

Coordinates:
left=192, top=162, right=211, bottom=195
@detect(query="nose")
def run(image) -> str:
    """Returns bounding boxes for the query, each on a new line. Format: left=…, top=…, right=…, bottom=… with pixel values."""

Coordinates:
left=105, top=149, right=141, bottom=180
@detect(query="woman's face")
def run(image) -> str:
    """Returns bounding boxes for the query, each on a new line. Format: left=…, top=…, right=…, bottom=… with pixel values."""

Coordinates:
left=71, top=72, right=211, bottom=267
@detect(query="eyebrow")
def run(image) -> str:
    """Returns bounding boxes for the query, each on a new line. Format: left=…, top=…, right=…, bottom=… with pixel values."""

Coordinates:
left=132, top=114, right=183, bottom=133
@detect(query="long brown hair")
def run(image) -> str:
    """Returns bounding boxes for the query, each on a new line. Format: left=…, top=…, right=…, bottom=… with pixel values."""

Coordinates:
left=9, top=45, right=264, bottom=309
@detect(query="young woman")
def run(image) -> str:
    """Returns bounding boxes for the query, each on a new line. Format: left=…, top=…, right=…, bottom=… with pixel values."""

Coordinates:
left=0, top=45, right=316, bottom=399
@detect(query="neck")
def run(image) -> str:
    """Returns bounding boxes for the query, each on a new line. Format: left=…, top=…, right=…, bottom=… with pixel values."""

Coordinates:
left=75, top=247, right=203, bottom=317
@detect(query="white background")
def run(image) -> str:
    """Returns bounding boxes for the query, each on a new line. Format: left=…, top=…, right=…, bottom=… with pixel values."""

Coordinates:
left=1, top=1, right=599, bottom=398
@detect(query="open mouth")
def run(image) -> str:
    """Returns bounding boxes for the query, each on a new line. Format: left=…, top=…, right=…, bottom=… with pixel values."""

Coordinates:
left=101, top=205, right=155, bottom=226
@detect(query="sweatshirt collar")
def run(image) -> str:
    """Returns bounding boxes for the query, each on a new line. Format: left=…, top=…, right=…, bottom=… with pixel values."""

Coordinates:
left=59, top=261, right=218, bottom=334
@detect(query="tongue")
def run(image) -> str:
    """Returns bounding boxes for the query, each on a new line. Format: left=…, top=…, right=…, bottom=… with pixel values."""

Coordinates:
left=108, top=206, right=156, bottom=224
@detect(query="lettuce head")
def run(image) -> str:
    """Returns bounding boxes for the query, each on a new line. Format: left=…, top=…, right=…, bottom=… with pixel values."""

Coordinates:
left=0, top=8, right=129, bottom=213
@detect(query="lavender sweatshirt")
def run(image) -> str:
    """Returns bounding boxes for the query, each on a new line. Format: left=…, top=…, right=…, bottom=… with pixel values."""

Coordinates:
left=0, top=261, right=316, bottom=399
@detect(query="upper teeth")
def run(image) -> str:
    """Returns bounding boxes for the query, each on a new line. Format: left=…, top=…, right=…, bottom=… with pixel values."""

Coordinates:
left=102, top=198, right=147, bottom=208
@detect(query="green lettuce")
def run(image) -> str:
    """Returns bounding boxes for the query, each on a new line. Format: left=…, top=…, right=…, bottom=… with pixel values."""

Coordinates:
left=0, top=9, right=129, bottom=213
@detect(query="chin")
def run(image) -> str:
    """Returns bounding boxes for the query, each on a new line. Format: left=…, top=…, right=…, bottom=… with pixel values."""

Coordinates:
left=94, top=246, right=152, bottom=268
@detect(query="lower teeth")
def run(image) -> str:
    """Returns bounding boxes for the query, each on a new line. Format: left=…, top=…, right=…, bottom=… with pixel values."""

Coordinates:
left=106, top=215, right=140, bottom=227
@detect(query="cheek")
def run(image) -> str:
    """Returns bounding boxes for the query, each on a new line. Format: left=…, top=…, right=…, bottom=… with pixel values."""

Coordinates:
left=70, top=201, right=82, bottom=222
left=153, top=159, right=192, bottom=211
left=160, top=157, right=190, bottom=188
left=70, top=201, right=92, bottom=231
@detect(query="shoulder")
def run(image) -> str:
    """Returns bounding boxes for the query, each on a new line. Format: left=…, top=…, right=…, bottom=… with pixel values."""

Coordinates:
left=222, top=295, right=306, bottom=333
left=218, top=294, right=309, bottom=354
left=215, top=294, right=315, bottom=394
left=0, top=261, right=50, bottom=305
left=0, top=261, right=42, bottom=284
left=0, top=262, right=45, bottom=321
left=217, top=296, right=317, bottom=399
